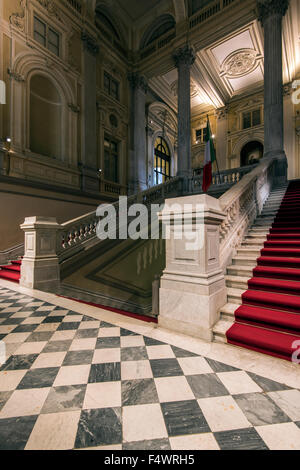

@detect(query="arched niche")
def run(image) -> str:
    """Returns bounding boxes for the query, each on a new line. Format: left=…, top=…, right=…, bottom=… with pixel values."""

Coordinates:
left=240, top=141, right=264, bottom=166
left=30, top=74, right=62, bottom=160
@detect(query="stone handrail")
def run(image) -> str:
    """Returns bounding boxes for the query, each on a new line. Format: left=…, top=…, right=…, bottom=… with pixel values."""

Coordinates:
left=189, top=0, right=236, bottom=29
left=56, top=176, right=183, bottom=262
left=192, top=165, right=257, bottom=192
left=218, top=157, right=276, bottom=270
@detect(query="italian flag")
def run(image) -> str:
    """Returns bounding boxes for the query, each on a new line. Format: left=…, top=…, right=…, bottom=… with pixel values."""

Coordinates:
left=202, top=118, right=216, bottom=193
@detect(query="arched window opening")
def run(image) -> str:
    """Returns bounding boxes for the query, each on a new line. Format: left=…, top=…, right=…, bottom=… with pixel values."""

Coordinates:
left=141, top=15, right=175, bottom=49
left=95, top=9, right=121, bottom=41
left=240, top=141, right=264, bottom=166
left=30, top=74, right=62, bottom=159
left=154, top=137, right=171, bottom=185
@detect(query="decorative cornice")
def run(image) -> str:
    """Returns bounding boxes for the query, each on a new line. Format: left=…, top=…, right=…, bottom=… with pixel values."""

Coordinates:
left=257, top=0, right=289, bottom=25
left=81, top=32, right=99, bottom=56
left=7, top=68, right=25, bottom=82
left=128, top=73, right=148, bottom=93
left=9, top=0, right=26, bottom=32
left=173, top=45, right=196, bottom=68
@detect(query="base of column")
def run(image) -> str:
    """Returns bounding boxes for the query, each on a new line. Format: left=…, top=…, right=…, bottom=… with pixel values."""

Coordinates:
left=20, top=257, right=60, bottom=292
left=264, top=151, right=288, bottom=185
left=158, top=272, right=227, bottom=342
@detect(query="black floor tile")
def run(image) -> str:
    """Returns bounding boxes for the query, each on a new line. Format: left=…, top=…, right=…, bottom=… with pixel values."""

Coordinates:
left=12, top=324, right=39, bottom=333
left=122, top=379, right=159, bottom=406
left=26, top=332, right=54, bottom=342
left=75, top=329, right=99, bottom=339
left=88, top=363, right=121, bottom=383
left=143, top=337, right=166, bottom=346
left=247, top=372, right=291, bottom=392
left=96, top=337, right=121, bottom=349
left=57, top=322, right=80, bottom=331
left=63, top=350, right=94, bottom=366
left=41, top=385, right=87, bottom=414
left=205, top=358, right=240, bottom=373
left=170, top=345, right=199, bottom=358
left=1, top=354, right=39, bottom=371
left=186, top=374, right=230, bottom=399
left=123, top=439, right=171, bottom=450
left=17, top=367, right=59, bottom=389
left=120, top=328, right=139, bottom=337
left=121, top=347, right=148, bottom=362
left=75, top=408, right=122, bottom=448
left=0, top=415, right=38, bottom=450
left=150, top=359, right=183, bottom=378
left=42, top=340, right=73, bottom=353
left=42, top=316, right=65, bottom=324
left=161, top=400, right=210, bottom=437
left=214, top=428, right=269, bottom=450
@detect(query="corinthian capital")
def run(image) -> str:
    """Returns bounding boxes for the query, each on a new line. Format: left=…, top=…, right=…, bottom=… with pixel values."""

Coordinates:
left=128, top=73, right=148, bottom=93
left=257, top=0, right=289, bottom=24
left=173, top=45, right=196, bottom=68
left=81, top=32, right=99, bottom=56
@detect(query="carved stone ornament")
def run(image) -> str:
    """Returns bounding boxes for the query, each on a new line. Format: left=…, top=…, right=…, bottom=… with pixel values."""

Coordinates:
left=68, top=103, right=80, bottom=113
left=81, top=32, right=99, bottom=56
left=222, top=49, right=258, bottom=77
left=173, top=44, right=196, bottom=68
left=37, top=0, right=62, bottom=21
left=171, top=80, right=198, bottom=98
left=257, top=0, right=289, bottom=25
left=128, top=73, right=148, bottom=93
left=215, top=106, right=229, bottom=120
left=7, top=68, right=25, bottom=82
left=10, top=0, right=26, bottom=32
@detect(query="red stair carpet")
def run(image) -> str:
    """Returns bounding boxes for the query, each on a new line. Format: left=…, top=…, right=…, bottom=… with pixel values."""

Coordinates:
left=0, top=260, right=21, bottom=283
left=227, top=180, right=300, bottom=362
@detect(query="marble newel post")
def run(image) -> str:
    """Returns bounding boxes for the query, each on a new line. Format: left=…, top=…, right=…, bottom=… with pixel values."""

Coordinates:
left=20, top=217, right=60, bottom=291
left=128, top=73, right=148, bottom=194
left=173, top=45, right=196, bottom=188
left=258, top=0, right=289, bottom=182
left=158, top=194, right=227, bottom=341
left=81, top=32, right=99, bottom=193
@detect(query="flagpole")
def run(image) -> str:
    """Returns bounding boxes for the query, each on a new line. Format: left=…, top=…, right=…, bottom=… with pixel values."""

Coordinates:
left=207, top=115, right=222, bottom=185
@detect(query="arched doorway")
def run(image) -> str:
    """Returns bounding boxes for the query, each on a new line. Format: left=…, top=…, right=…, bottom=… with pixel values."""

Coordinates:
left=241, top=141, right=264, bottom=166
left=154, top=137, right=171, bottom=185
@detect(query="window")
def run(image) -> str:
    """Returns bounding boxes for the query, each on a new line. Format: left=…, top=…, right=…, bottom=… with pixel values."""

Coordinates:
left=195, top=127, right=207, bottom=144
left=154, top=137, right=171, bottom=185
left=34, top=16, right=60, bottom=57
left=243, top=109, right=261, bottom=129
left=104, top=136, right=119, bottom=183
left=104, top=72, right=120, bottom=101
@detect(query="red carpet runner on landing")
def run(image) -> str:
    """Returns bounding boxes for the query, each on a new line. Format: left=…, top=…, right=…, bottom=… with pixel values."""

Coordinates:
left=227, top=180, right=300, bottom=362
left=0, top=260, right=21, bottom=283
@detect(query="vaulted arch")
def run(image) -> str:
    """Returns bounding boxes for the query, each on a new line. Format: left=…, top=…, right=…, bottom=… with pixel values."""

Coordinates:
left=140, top=14, right=176, bottom=50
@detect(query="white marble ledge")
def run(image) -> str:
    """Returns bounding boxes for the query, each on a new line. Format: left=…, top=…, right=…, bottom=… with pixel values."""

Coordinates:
left=0, top=279, right=299, bottom=390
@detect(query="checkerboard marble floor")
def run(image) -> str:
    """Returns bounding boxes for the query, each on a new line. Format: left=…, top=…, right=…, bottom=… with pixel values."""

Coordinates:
left=0, top=285, right=300, bottom=450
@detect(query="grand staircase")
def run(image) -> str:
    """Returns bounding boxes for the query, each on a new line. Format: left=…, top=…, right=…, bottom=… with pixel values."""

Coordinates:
left=214, top=180, right=300, bottom=362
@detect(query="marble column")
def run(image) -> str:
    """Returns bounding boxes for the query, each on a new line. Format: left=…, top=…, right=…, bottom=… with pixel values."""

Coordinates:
left=81, top=32, right=99, bottom=193
left=258, top=0, right=289, bottom=181
left=173, top=45, right=196, bottom=186
left=128, top=73, right=148, bottom=194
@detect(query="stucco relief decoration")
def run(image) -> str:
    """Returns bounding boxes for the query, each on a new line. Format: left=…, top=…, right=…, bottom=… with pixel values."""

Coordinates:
left=222, top=49, right=258, bottom=77
left=171, top=80, right=199, bottom=99
left=10, top=0, right=26, bottom=32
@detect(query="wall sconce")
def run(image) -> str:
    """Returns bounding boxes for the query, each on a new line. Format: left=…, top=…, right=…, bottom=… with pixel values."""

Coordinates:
left=0, top=137, right=11, bottom=151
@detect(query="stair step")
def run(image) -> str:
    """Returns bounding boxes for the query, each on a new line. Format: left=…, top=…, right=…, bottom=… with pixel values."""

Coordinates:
left=253, top=265, right=300, bottom=282
left=220, top=303, right=238, bottom=319
left=213, top=319, right=233, bottom=343
left=248, top=277, right=300, bottom=296
left=226, top=323, right=300, bottom=362
left=0, top=270, right=21, bottom=283
left=0, top=265, right=21, bottom=273
left=225, top=275, right=249, bottom=290
left=236, top=247, right=262, bottom=257
left=232, top=256, right=258, bottom=267
left=228, top=288, right=245, bottom=304
left=242, top=289, right=300, bottom=314
left=235, top=305, right=300, bottom=335
left=227, top=265, right=254, bottom=278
